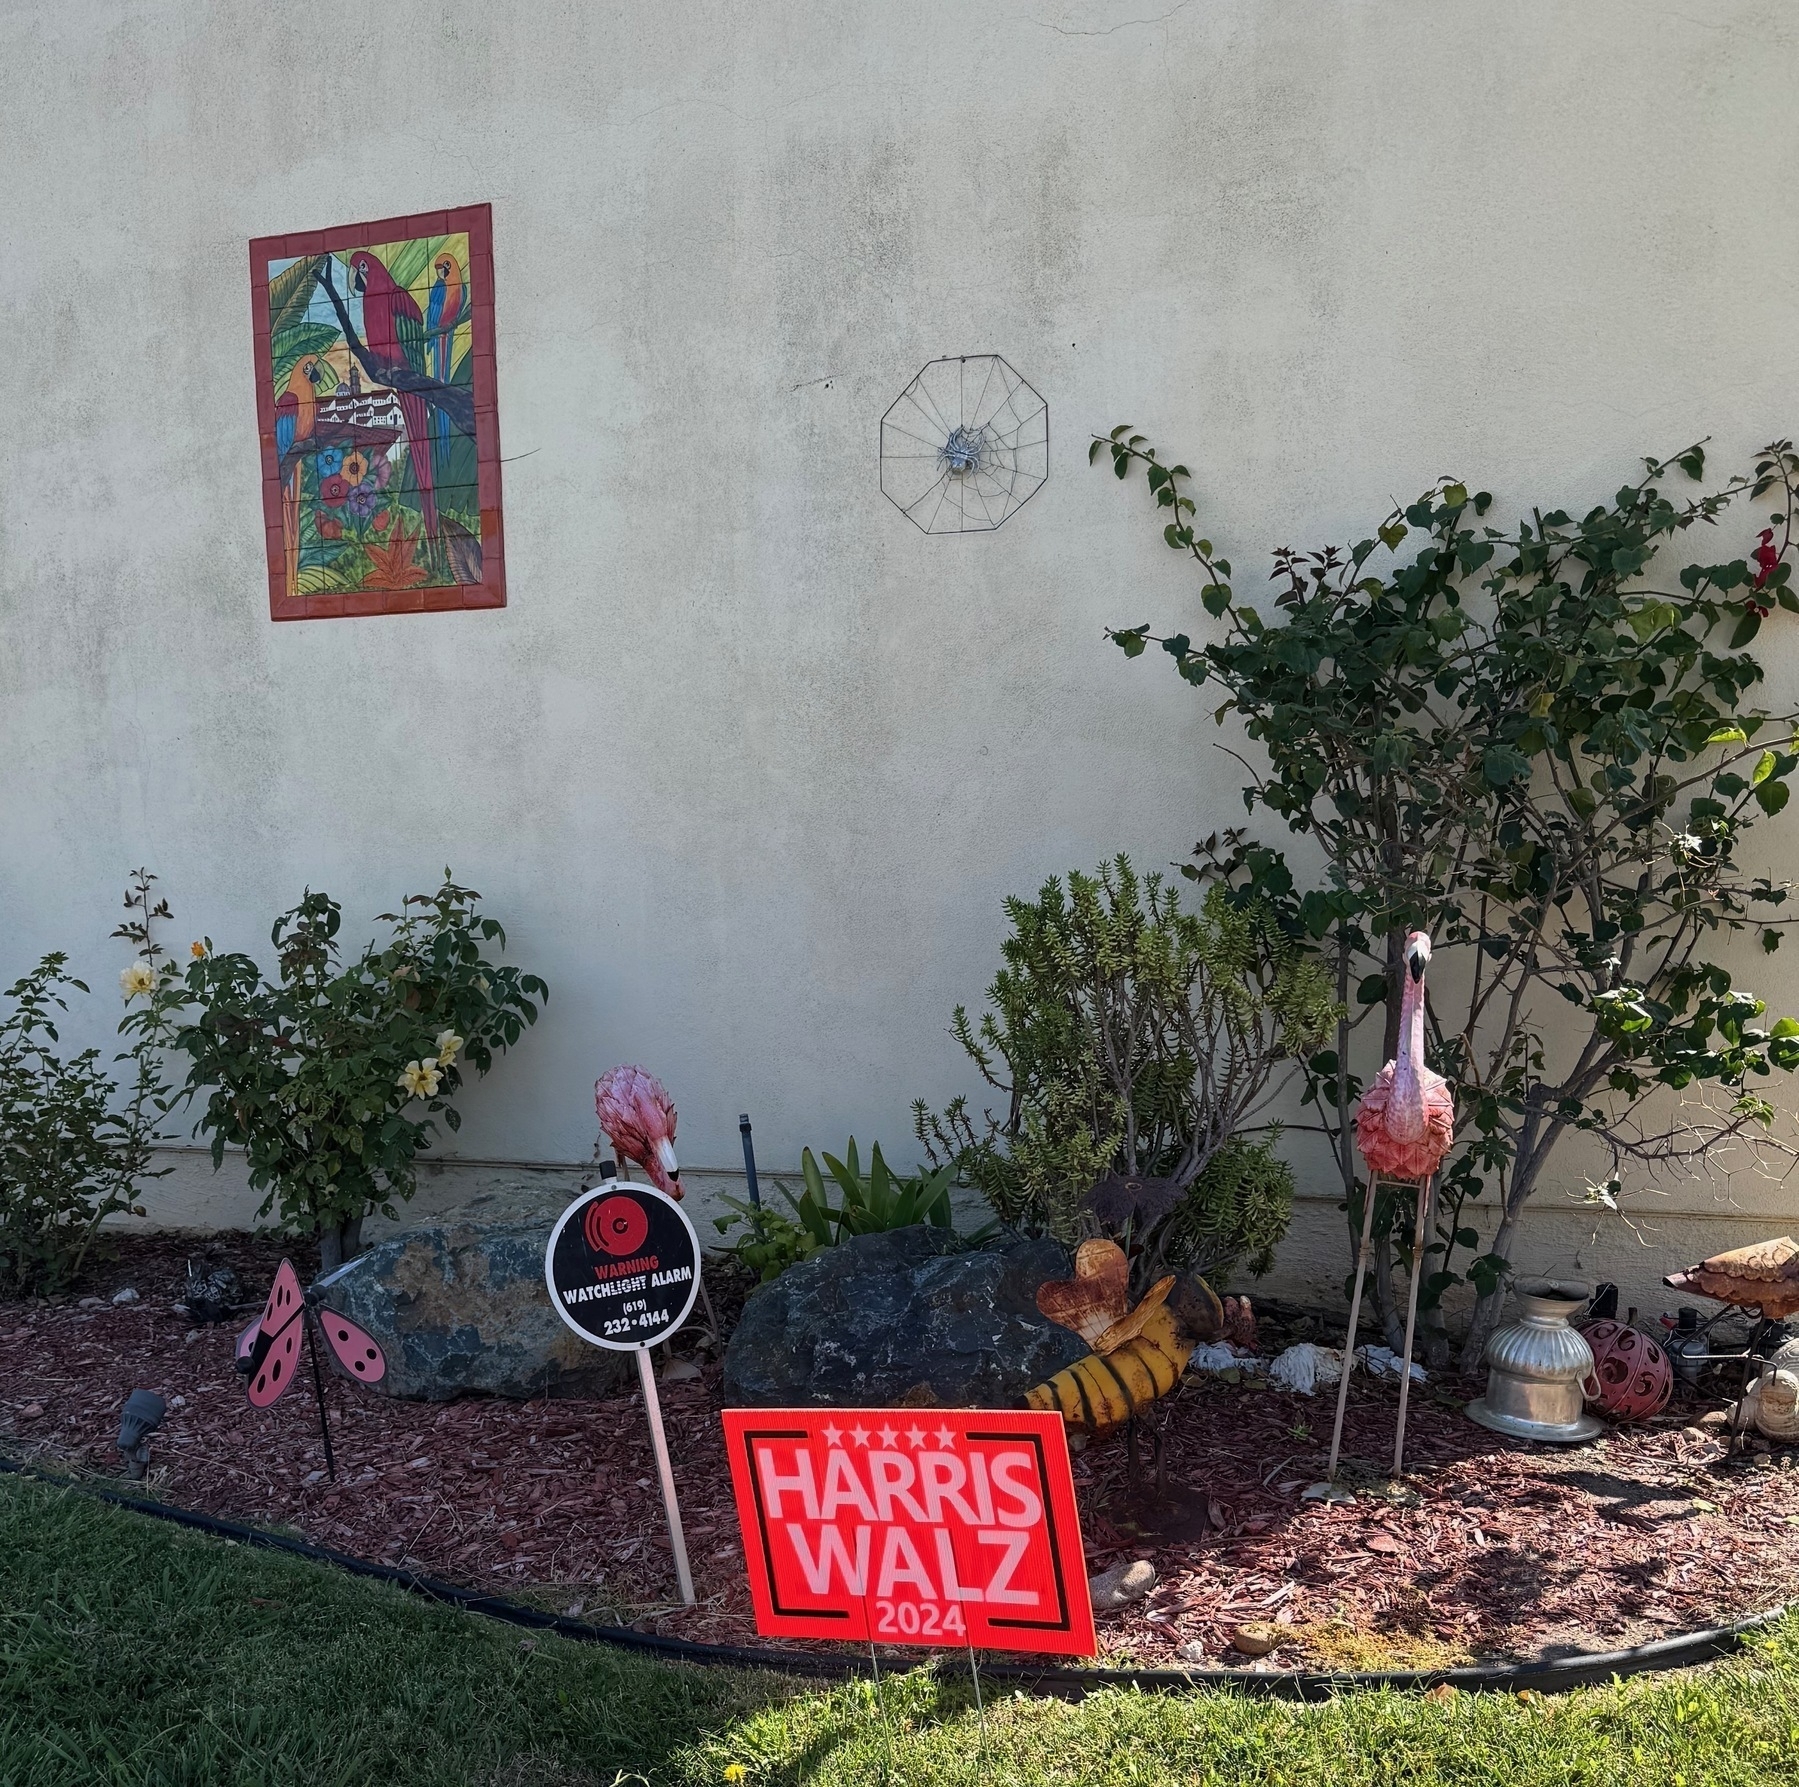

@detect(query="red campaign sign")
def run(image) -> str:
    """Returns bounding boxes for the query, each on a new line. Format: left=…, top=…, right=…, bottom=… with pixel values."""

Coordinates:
left=721, top=1407, right=1096, bottom=1657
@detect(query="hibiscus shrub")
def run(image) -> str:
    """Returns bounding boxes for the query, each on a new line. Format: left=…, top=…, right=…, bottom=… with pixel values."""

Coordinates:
left=129, top=875, right=546, bottom=1267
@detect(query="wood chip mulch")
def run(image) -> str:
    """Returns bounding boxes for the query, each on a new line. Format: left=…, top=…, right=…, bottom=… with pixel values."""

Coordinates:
left=6, top=1235, right=1798, bottom=1673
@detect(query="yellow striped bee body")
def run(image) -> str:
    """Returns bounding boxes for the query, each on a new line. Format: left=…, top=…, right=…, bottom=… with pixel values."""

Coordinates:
left=1024, top=1239, right=1222, bottom=1438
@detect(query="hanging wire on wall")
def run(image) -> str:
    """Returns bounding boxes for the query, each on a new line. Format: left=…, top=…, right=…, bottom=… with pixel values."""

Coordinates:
left=879, top=355, right=1048, bottom=534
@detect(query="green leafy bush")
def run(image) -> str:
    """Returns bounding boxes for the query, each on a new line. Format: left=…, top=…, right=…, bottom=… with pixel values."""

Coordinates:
left=0, top=945, right=172, bottom=1297
left=1158, top=1134, right=1293, bottom=1282
left=131, top=874, right=545, bottom=1267
left=914, top=856, right=1334, bottom=1280
left=1099, top=429, right=1799, bottom=1358
left=713, top=1139, right=961, bottom=1281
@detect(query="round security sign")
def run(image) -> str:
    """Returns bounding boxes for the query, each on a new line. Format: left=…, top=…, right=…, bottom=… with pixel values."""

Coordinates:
left=544, top=1180, right=701, bottom=1350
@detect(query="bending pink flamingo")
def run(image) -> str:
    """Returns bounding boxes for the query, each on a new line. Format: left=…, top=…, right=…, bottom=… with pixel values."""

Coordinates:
left=1327, top=931, right=1456, bottom=1481
left=595, top=1065, right=682, bottom=1200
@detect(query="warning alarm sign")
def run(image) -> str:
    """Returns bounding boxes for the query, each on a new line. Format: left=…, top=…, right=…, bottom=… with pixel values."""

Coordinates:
left=721, top=1407, right=1095, bottom=1656
left=544, top=1181, right=700, bottom=1351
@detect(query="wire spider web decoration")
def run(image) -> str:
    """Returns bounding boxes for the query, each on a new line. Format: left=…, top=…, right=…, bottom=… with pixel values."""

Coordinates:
left=880, top=355, right=1048, bottom=534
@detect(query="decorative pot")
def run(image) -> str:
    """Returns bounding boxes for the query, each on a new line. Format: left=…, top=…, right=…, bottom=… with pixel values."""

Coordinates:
left=1466, top=1278, right=1606, bottom=1443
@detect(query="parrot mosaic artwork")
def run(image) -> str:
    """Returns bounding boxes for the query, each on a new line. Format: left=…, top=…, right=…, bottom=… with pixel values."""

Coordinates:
left=250, top=205, right=504, bottom=619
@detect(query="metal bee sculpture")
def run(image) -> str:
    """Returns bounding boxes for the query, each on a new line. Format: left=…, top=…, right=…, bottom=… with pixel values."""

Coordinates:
left=235, top=1258, right=386, bottom=1480
left=1025, top=1239, right=1223, bottom=1436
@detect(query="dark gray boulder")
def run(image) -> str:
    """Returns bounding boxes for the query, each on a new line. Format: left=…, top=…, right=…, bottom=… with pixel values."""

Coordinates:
left=723, top=1226, right=1087, bottom=1407
left=317, top=1218, right=632, bottom=1401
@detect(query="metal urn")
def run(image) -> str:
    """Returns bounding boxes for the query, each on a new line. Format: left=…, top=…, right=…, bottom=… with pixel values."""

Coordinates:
left=1466, top=1278, right=1606, bottom=1443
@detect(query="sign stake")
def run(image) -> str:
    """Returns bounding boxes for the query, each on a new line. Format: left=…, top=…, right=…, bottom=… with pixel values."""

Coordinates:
left=636, top=1345, right=696, bottom=1606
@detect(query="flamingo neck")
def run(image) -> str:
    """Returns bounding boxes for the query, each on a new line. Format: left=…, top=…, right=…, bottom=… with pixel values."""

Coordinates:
left=1389, top=968, right=1427, bottom=1128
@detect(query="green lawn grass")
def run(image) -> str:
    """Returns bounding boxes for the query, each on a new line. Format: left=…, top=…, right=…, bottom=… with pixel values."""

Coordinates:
left=2, top=1470, right=1798, bottom=1786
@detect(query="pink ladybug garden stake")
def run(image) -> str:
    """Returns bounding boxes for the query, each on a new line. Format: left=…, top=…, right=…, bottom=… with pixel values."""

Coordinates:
left=236, top=1259, right=386, bottom=1481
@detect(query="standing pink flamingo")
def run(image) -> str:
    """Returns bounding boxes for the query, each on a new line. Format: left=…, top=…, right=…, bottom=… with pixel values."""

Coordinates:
left=595, top=1066, right=682, bottom=1199
left=1326, top=931, right=1456, bottom=1481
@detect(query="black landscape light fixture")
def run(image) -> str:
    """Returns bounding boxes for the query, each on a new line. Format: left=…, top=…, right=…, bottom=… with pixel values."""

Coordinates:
left=116, top=1389, right=166, bottom=1481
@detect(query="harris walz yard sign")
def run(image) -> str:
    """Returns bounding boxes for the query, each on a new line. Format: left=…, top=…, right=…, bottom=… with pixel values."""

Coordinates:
left=721, top=1407, right=1095, bottom=1656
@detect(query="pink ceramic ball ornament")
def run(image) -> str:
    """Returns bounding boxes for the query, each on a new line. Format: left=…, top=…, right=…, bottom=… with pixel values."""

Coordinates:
left=1580, top=1318, right=1673, bottom=1421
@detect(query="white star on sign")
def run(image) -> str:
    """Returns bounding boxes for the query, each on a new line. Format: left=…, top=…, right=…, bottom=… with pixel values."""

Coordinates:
left=822, top=1424, right=843, bottom=1447
left=851, top=1425, right=871, bottom=1446
left=906, top=1426, right=927, bottom=1448
left=879, top=1426, right=899, bottom=1447
left=935, top=1426, right=957, bottom=1448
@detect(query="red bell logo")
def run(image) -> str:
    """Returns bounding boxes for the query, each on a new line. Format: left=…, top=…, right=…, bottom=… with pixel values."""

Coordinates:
left=585, top=1194, right=649, bottom=1258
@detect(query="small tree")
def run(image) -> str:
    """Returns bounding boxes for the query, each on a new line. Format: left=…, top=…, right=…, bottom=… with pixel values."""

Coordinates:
left=132, top=874, right=546, bottom=1269
left=1100, top=432, right=1799, bottom=1359
left=915, top=856, right=1338, bottom=1284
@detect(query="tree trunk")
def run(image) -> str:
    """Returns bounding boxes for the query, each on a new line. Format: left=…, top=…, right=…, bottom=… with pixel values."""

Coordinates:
left=317, top=1214, right=365, bottom=1275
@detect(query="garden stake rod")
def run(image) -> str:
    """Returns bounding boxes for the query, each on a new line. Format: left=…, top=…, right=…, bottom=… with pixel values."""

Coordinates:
left=1326, top=1175, right=1382, bottom=1482
left=304, top=1311, right=338, bottom=1483
left=739, top=1112, right=762, bottom=1209
left=1392, top=1173, right=1437, bottom=1480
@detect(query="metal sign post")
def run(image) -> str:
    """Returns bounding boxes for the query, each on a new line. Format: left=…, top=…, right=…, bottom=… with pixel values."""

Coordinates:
left=545, top=1178, right=703, bottom=1607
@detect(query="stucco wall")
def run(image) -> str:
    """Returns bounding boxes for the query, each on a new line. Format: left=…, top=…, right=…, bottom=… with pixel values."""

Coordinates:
left=5, top=1, right=1799, bottom=1318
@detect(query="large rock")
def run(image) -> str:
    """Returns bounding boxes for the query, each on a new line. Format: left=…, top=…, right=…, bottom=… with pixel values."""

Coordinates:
left=723, top=1226, right=1088, bottom=1407
left=319, top=1218, right=632, bottom=1401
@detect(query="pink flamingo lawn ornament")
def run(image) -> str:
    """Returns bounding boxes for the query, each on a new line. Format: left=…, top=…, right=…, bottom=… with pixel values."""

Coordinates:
left=595, top=1065, right=683, bottom=1199
left=593, top=1065, right=721, bottom=1344
left=1325, top=931, right=1456, bottom=1483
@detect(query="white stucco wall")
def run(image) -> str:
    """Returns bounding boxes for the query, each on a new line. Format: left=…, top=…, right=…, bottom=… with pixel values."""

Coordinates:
left=5, top=1, right=1799, bottom=1316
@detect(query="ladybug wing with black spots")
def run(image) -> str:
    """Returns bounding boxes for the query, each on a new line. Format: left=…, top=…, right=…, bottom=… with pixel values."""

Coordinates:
left=243, top=1258, right=307, bottom=1409
left=315, top=1306, right=387, bottom=1386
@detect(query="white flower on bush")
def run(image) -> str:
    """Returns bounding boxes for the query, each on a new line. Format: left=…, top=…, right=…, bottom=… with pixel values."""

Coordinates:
left=397, top=1059, right=442, bottom=1099
left=119, top=961, right=156, bottom=999
left=435, top=1029, right=464, bottom=1066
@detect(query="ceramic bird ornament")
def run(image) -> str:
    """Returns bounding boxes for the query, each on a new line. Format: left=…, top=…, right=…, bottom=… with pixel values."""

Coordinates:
left=1353, top=932, right=1456, bottom=1182
left=595, top=1065, right=682, bottom=1199
left=1327, top=931, right=1457, bottom=1484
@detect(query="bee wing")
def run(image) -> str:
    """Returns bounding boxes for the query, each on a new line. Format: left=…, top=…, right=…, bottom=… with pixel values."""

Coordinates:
left=316, top=1308, right=386, bottom=1385
left=244, top=1259, right=307, bottom=1408
left=1094, top=1275, right=1176, bottom=1355
left=1036, top=1238, right=1132, bottom=1344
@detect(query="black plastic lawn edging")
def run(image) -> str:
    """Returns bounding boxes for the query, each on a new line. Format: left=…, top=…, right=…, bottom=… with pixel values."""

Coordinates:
left=0, top=1453, right=1784, bottom=1702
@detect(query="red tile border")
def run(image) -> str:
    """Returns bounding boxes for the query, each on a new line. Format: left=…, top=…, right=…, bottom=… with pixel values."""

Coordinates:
left=249, top=203, right=505, bottom=623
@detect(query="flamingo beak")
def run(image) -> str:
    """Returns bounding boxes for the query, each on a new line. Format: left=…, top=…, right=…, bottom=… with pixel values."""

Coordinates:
left=1407, top=941, right=1429, bottom=982
left=656, top=1137, right=681, bottom=1197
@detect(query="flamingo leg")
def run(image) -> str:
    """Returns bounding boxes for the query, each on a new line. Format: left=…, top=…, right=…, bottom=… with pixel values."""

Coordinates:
left=1326, top=1174, right=1381, bottom=1482
left=1391, top=1172, right=1436, bottom=1479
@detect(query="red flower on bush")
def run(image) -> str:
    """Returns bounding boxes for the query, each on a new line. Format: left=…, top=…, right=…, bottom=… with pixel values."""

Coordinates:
left=319, top=475, right=350, bottom=504
left=1742, top=528, right=1782, bottom=619
left=371, top=509, right=392, bottom=533
left=318, top=515, right=343, bottom=540
left=1753, top=528, right=1779, bottom=590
